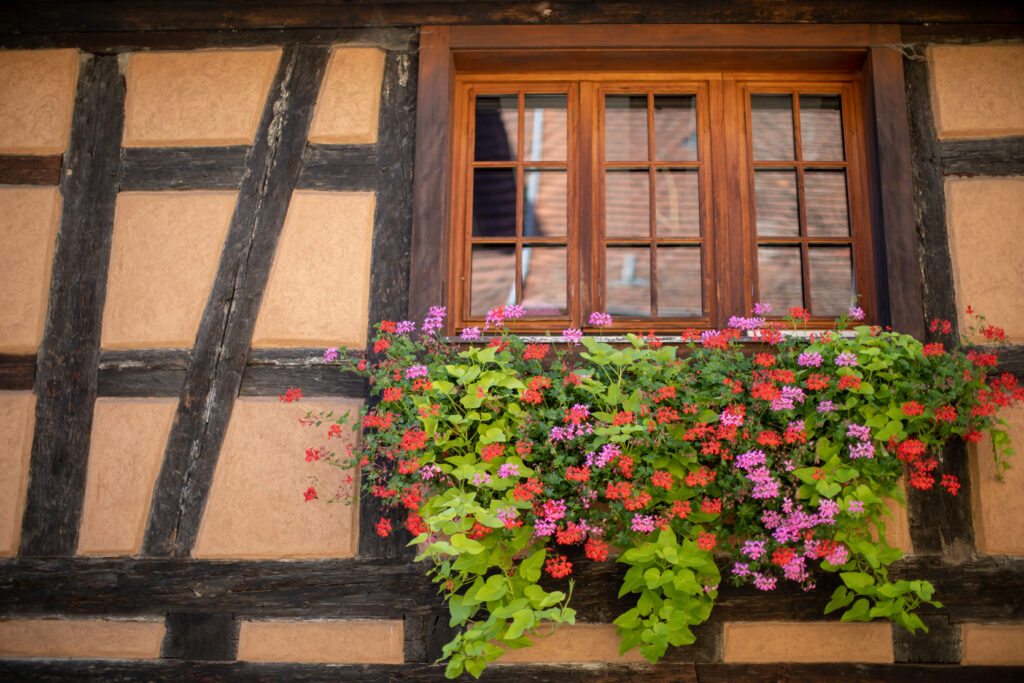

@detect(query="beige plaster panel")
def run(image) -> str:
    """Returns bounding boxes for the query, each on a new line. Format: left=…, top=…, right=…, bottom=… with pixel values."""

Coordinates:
left=193, top=397, right=360, bottom=559
left=102, top=192, right=235, bottom=349
left=962, top=624, right=1024, bottom=665
left=722, top=622, right=892, bottom=663
left=971, top=404, right=1024, bottom=556
left=77, top=399, right=177, bottom=556
left=877, top=489, right=913, bottom=556
left=930, top=46, right=1024, bottom=139
left=0, top=393, right=35, bottom=556
left=0, top=49, right=78, bottom=154
left=946, top=177, right=1024, bottom=343
left=252, top=191, right=375, bottom=349
left=0, top=187, right=61, bottom=353
left=496, top=624, right=645, bottom=663
left=123, top=49, right=281, bottom=146
left=308, top=48, right=385, bottom=145
left=0, top=619, right=164, bottom=658
left=237, top=620, right=402, bottom=663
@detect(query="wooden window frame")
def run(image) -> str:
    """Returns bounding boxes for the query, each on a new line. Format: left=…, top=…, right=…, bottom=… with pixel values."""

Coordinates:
left=410, top=25, right=925, bottom=338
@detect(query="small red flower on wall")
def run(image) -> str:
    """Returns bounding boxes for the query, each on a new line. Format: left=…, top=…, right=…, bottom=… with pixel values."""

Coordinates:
left=376, top=517, right=393, bottom=537
left=303, top=486, right=317, bottom=502
left=279, top=386, right=302, bottom=403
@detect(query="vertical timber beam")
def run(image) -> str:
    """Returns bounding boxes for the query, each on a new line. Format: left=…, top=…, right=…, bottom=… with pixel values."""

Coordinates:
left=19, top=54, right=125, bottom=556
left=141, top=46, right=330, bottom=557
left=358, top=45, right=419, bottom=558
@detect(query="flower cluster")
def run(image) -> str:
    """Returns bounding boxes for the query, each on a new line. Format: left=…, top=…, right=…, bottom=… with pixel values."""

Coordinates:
left=299, top=304, right=1018, bottom=678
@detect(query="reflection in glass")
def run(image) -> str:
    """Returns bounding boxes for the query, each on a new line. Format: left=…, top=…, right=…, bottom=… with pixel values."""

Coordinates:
left=523, top=94, right=567, bottom=162
left=470, top=245, right=516, bottom=316
left=605, top=95, right=648, bottom=161
left=653, top=95, right=698, bottom=162
left=655, top=169, right=700, bottom=238
left=657, top=246, right=702, bottom=316
left=523, top=169, right=567, bottom=238
left=472, top=168, right=517, bottom=238
left=474, top=95, right=517, bottom=161
left=751, top=95, right=795, bottom=160
left=809, top=246, right=854, bottom=317
left=605, top=170, right=650, bottom=238
left=605, top=246, right=651, bottom=316
left=754, top=169, right=800, bottom=237
left=800, top=95, right=844, bottom=161
left=758, top=246, right=803, bottom=310
left=522, top=245, right=567, bottom=316
left=805, top=170, right=850, bottom=237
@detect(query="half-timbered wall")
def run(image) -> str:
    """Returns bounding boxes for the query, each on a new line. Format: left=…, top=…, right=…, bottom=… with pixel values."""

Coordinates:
left=1, top=4, right=1023, bottom=680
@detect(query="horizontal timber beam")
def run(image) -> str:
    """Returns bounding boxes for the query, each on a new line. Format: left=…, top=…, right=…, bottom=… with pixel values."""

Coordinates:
left=0, top=555, right=1021, bottom=623
left=940, top=136, right=1024, bottom=177
left=0, top=155, right=62, bottom=185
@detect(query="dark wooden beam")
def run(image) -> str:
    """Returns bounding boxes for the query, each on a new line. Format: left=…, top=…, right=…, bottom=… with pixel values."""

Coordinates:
left=240, top=348, right=365, bottom=397
left=0, top=354, right=35, bottom=391
left=1, top=556, right=1021, bottom=623
left=118, top=147, right=248, bottom=191
left=296, top=144, right=377, bottom=192
left=0, top=155, right=62, bottom=185
left=906, top=441, right=976, bottom=559
left=8, top=1, right=1024, bottom=32
left=893, top=615, right=961, bottom=663
left=0, top=27, right=416, bottom=52
left=18, top=54, right=125, bottom=557
left=358, top=47, right=419, bottom=559
left=160, top=612, right=239, bottom=661
left=0, top=660, right=1022, bottom=682
left=900, top=23, right=1024, bottom=44
left=141, top=46, right=331, bottom=558
left=940, top=136, right=1024, bottom=177
left=991, top=344, right=1024, bottom=380
left=97, top=349, right=190, bottom=398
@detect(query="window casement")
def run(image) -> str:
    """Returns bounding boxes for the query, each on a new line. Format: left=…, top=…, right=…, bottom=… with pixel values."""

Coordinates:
left=410, top=26, right=925, bottom=339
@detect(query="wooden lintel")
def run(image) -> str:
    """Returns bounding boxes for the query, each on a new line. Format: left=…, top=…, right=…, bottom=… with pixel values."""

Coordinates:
left=0, top=155, right=63, bottom=185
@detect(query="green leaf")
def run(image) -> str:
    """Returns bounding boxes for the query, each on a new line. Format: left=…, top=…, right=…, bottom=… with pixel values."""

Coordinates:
left=841, top=598, right=870, bottom=622
left=613, top=607, right=641, bottom=630
left=504, top=609, right=535, bottom=640
left=816, top=479, right=842, bottom=498
left=519, top=548, right=546, bottom=583
left=824, top=586, right=855, bottom=614
left=450, top=533, right=485, bottom=555
left=840, top=571, right=875, bottom=592
left=875, top=419, right=903, bottom=442
left=471, top=574, right=507, bottom=602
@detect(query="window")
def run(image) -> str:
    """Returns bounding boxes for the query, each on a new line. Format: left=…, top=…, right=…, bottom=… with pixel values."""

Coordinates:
left=410, top=27, right=925, bottom=338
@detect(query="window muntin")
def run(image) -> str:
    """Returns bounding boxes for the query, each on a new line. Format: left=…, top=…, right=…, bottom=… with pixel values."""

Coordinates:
left=450, top=72, right=872, bottom=333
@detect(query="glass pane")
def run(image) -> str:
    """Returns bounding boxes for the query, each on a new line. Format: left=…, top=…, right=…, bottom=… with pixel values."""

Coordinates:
left=657, top=246, right=702, bottom=316
left=522, top=245, right=567, bottom=316
left=758, top=246, right=804, bottom=311
left=474, top=95, right=517, bottom=162
left=751, top=94, right=795, bottom=160
left=605, top=95, right=648, bottom=161
left=754, top=169, right=800, bottom=237
left=523, top=94, right=567, bottom=162
left=605, top=246, right=651, bottom=316
left=805, top=170, right=850, bottom=237
left=655, top=169, right=700, bottom=238
left=809, top=246, right=854, bottom=317
left=653, top=95, right=698, bottom=161
left=800, top=95, right=844, bottom=161
left=470, top=245, right=516, bottom=316
left=605, top=169, right=650, bottom=238
left=523, top=169, right=567, bottom=238
left=472, top=168, right=517, bottom=238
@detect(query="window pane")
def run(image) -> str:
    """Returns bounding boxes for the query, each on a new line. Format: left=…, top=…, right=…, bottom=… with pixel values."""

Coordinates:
left=657, top=246, right=702, bottom=316
left=758, top=246, right=803, bottom=311
left=470, top=245, right=516, bottom=316
left=809, top=246, right=854, bottom=317
left=800, top=95, right=844, bottom=161
left=605, top=169, right=650, bottom=238
left=524, top=94, right=567, bottom=162
left=751, top=94, right=795, bottom=160
left=605, top=95, right=648, bottom=161
left=523, top=169, right=567, bottom=238
left=474, top=95, right=517, bottom=161
left=522, top=245, right=567, bottom=316
left=805, top=170, right=850, bottom=237
left=472, top=168, right=517, bottom=238
left=754, top=169, right=800, bottom=237
left=605, top=246, right=651, bottom=316
left=653, top=95, right=698, bottom=162
left=655, top=169, right=700, bottom=238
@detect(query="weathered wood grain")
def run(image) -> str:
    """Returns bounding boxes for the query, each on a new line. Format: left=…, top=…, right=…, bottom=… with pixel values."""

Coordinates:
left=18, top=54, right=125, bottom=557
left=940, top=136, right=1024, bottom=178
left=160, top=612, right=239, bottom=661
left=119, top=146, right=248, bottom=191
left=0, top=154, right=62, bottom=185
left=141, top=46, right=331, bottom=558
left=0, top=354, right=35, bottom=391
left=296, top=143, right=377, bottom=192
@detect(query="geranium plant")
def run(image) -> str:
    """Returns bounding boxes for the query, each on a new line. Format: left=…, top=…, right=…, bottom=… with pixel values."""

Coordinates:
left=293, top=303, right=1020, bottom=679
